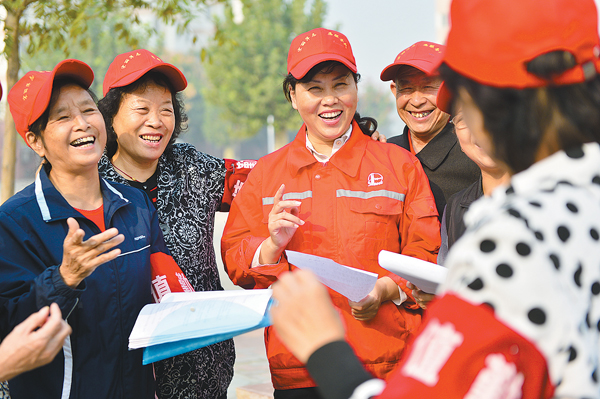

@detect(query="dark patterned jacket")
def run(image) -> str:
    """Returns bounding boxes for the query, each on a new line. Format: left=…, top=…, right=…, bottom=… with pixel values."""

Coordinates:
left=388, top=123, right=480, bottom=217
left=99, top=143, right=235, bottom=399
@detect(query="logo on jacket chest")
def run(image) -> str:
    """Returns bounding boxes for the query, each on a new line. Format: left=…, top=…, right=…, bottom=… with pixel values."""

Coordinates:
left=368, top=173, right=384, bottom=187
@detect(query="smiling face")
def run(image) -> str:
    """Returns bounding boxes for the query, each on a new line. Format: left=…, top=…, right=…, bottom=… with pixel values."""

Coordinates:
left=111, top=83, right=175, bottom=169
left=27, top=84, right=106, bottom=176
left=391, top=67, right=449, bottom=143
left=290, top=64, right=358, bottom=154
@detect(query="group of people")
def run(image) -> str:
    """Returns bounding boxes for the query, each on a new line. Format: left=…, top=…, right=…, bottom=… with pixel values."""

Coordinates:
left=0, top=0, right=599, bottom=398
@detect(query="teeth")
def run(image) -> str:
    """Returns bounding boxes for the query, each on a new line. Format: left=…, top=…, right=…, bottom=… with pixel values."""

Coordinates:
left=320, top=111, right=342, bottom=119
left=141, top=135, right=161, bottom=143
left=70, top=137, right=94, bottom=146
left=411, top=111, right=432, bottom=118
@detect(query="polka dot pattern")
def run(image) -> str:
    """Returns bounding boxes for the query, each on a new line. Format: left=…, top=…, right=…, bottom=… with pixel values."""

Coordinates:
left=528, top=308, right=546, bottom=325
left=480, top=239, right=496, bottom=253
left=440, top=143, right=600, bottom=397
left=557, top=226, right=570, bottom=242
left=516, top=242, right=531, bottom=256
left=496, top=263, right=513, bottom=278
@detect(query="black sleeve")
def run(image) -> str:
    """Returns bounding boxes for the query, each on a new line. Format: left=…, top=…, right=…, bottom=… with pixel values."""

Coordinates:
left=306, top=341, right=375, bottom=399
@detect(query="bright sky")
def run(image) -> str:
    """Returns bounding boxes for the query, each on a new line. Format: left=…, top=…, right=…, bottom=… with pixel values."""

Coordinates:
left=324, top=0, right=438, bottom=86
left=323, top=0, right=439, bottom=134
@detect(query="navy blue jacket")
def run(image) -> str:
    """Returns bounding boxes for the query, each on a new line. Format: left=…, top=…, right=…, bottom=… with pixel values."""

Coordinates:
left=0, top=165, right=162, bottom=399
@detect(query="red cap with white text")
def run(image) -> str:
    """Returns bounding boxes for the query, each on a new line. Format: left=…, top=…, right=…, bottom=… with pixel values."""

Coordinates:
left=380, top=41, right=445, bottom=82
left=287, top=28, right=357, bottom=79
left=103, top=49, right=187, bottom=96
left=8, top=59, right=94, bottom=143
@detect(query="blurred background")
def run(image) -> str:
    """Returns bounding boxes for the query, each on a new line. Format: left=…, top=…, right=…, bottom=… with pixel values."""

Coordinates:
left=0, top=0, right=452, bottom=194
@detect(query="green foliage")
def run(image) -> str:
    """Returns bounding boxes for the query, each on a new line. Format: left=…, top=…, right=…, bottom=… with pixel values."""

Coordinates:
left=202, top=0, right=326, bottom=143
left=20, top=12, right=152, bottom=96
left=356, top=81, right=397, bottom=138
left=2, top=0, right=226, bottom=66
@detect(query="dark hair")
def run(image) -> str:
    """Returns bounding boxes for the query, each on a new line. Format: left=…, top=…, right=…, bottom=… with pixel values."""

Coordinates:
left=439, top=51, right=600, bottom=173
left=98, top=71, right=188, bottom=158
left=282, top=61, right=378, bottom=136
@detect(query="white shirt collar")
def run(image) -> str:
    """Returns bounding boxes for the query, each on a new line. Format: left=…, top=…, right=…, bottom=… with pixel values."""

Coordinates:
left=305, top=124, right=353, bottom=163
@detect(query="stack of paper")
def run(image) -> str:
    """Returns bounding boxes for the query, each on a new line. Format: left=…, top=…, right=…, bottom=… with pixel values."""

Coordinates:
left=129, top=290, right=272, bottom=364
left=378, top=250, right=447, bottom=294
left=285, top=250, right=378, bottom=302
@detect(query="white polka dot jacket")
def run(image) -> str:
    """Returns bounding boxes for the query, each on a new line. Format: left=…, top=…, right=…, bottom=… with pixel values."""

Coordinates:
left=304, top=142, right=600, bottom=399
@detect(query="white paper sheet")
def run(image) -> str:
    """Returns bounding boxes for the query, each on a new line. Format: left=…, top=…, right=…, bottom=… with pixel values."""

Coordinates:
left=285, top=250, right=378, bottom=302
left=129, top=290, right=272, bottom=349
left=378, top=250, right=447, bottom=294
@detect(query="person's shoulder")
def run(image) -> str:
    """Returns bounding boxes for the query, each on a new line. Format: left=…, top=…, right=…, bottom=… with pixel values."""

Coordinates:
left=367, top=137, right=420, bottom=167
left=164, top=143, right=226, bottom=176
left=387, top=133, right=409, bottom=148
left=0, top=182, right=37, bottom=216
left=103, top=179, right=149, bottom=206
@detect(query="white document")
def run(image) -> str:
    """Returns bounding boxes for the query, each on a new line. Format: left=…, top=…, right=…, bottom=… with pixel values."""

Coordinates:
left=285, top=250, right=378, bottom=302
left=378, top=250, right=447, bottom=294
left=129, top=289, right=272, bottom=349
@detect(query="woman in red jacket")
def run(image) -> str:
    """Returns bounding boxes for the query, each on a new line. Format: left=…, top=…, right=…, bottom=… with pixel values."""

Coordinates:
left=221, top=28, right=440, bottom=399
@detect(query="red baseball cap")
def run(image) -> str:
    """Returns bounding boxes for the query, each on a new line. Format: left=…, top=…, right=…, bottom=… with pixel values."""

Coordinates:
left=287, top=28, right=357, bottom=79
left=436, top=82, right=452, bottom=115
left=380, top=41, right=445, bottom=82
left=443, top=0, right=600, bottom=88
left=103, top=49, right=187, bottom=96
left=8, top=59, right=94, bottom=143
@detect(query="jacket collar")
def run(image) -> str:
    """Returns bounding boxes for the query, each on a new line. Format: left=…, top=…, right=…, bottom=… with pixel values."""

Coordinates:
left=465, top=142, right=600, bottom=226
left=35, top=164, right=131, bottom=223
left=412, top=122, right=457, bottom=171
left=286, top=120, right=367, bottom=178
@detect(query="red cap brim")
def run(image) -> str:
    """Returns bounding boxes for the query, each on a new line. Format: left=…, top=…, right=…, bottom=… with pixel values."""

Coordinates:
left=436, top=82, right=453, bottom=114
left=29, top=60, right=95, bottom=134
left=103, top=63, right=187, bottom=96
left=290, top=54, right=357, bottom=79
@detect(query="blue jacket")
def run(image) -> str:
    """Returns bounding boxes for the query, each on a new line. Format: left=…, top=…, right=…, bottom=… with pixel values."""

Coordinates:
left=0, top=165, right=164, bottom=399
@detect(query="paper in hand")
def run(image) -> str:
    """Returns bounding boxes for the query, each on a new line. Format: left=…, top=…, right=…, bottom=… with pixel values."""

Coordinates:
left=285, top=250, right=378, bottom=302
left=378, top=250, right=447, bottom=294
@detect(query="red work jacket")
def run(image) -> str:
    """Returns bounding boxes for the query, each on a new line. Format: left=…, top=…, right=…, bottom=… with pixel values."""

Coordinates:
left=221, top=121, right=440, bottom=390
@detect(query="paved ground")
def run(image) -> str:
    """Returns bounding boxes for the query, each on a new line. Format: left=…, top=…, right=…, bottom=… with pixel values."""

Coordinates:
left=214, top=212, right=273, bottom=398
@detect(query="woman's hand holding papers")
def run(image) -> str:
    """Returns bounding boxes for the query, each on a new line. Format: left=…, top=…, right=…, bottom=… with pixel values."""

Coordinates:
left=260, top=184, right=305, bottom=265
left=349, top=276, right=400, bottom=321
left=271, top=270, right=345, bottom=364
left=406, top=282, right=435, bottom=309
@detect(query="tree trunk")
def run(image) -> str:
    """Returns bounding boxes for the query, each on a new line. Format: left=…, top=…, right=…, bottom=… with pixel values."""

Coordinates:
left=1, top=7, right=21, bottom=203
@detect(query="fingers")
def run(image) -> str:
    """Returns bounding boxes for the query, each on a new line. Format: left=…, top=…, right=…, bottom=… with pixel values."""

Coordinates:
left=61, top=220, right=125, bottom=287
left=65, top=217, right=84, bottom=247
left=14, top=306, right=51, bottom=335
left=348, top=295, right=379, bottom=321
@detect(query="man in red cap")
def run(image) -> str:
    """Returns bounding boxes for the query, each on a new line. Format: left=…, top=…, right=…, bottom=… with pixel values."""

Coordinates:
left=382, top=41, right=480, bottom=217
left=268, top=0, right=600, bottom=398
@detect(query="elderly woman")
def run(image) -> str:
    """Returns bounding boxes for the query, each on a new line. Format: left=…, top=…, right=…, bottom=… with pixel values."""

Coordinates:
left=269, top=0, right=600, bottom=398
left=0, top=59, right=178, bottom=398
left=97, top=49, right=239, bottom=399
left=221, top=28, right=440, bottom=399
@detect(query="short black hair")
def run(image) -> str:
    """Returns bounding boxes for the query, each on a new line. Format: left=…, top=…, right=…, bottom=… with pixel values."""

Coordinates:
left=98, top=71, right=188, bottom=158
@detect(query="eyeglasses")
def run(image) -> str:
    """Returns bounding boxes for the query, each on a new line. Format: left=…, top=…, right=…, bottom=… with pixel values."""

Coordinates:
left=450, top=115, right=468, bottom=131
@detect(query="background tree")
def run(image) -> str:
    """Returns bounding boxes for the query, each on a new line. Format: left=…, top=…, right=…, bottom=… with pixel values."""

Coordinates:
left=202, top=0, right=326, bottom=155
left=0, top=0, right=224, bottom=203
left=356, top=81, right=396, bottom=138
